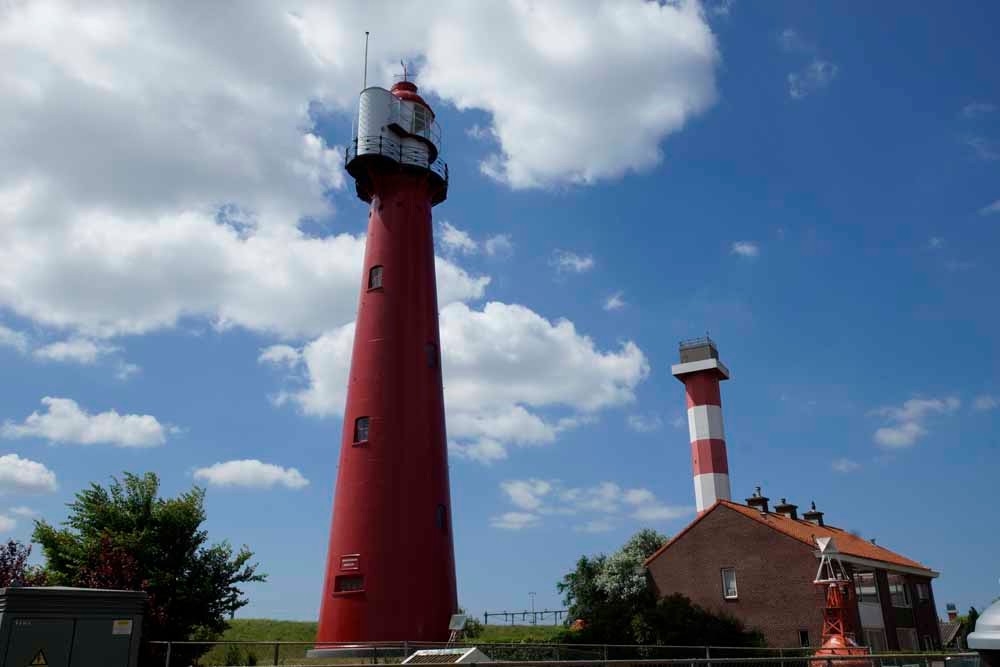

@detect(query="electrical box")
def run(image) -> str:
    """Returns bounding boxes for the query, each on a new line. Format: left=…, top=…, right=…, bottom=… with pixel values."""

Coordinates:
left=0, top=587, right=146, bottom=667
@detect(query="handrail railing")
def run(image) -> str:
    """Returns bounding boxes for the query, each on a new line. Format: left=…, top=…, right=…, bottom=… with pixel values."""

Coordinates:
left=347, top=135, right=449, bottom=184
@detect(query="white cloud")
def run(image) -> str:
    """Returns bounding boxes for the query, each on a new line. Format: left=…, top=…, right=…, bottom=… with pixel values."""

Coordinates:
left=0, top=453, right=58, bottom=495
left=980, top=200, right=1000, bottom=216
left=420, top=0, right=719, bottom=188
left=730, top=241, right=760, bottom=258
left=484, top=234, right=514, bottom=258
left=466, top=124, right=495, bottom=141
left=928, top=237, right=944, bottom=249
left=495, top=479, right=692, bottom=531
left=626, top=414, right=663, bottom=433
left=115, top=361, right=142, bottom=381
left=9, top=506, right=39, bottom=518
left=33, top=338, right=114, bottom=364
left=671, top=414, right=687, bottom=430
left=604, top=292, right=626, bottom=311
left=490, top=511, right=540, bottom=530
left=973, top=395, right=999, bottom=412
left=271, top=301, right=648, bottom=462
left=962, top=102, right=996, bottom=118
left=551, top=250, right=595, bottom=274
left=870, top=396, right=960, bottom=449
left=439, top=221, right=478, bottom=255
left=258, top=344, right=302, bottom=369
left=966, top=137, right=999, bottom=161
left=0, top=514, right=15, bottom=533
left=0, top=325, right=29, bottom=353
left=788, top=60, right=838, bottom=99
left=2, top=397, right=174, bottom=448
left=500, top=479, right=554, bottom=511
left=831, top=458, right=861, bottom=473
left=193, top=459, right=309, bottom=490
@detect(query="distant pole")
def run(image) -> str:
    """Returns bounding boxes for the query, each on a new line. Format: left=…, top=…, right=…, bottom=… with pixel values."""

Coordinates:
left=529, top=592, right=536, bottom=625
left=362, top=31, right=370, bottom=89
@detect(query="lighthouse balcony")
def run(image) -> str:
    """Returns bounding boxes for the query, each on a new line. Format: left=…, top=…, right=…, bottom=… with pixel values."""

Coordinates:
left=346, top=135, right=449, bottom=205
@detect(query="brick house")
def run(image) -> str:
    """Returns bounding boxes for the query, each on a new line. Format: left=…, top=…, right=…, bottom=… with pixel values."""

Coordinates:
left=644, top=494, right=941, bottom=650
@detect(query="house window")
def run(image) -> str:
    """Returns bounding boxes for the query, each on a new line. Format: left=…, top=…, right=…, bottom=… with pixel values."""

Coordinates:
left=426, top=342, right=438, bottom=369
left=896, top=627, right=918, bottom=651
left=368, top=265, right=383, bottom=289
left=334, top=575, right=364, bottom=593
left=353, top=416, right=370, bottom=443
left=863, top=628, right=887, bottom=653
left=412, top=105, right=429, bottom=136
left=798, top=630, right=810, bottom=647
left=854, top=571, right=879, bottom=604
left=915, top=582, right=931, bottom=603
left=922, top=635, right=935, bottom=651
left=721, top=568, right=738, bottom=599
left=436, top=504, right=448, bottom=534
left=887, top=573, right=910, bottom=607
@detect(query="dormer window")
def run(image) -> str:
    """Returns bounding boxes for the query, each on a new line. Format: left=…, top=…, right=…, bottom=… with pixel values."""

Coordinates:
left=368, top=265, right=383, bottom=290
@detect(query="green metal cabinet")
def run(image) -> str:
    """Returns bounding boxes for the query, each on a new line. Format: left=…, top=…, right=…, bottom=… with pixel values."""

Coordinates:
left=0, top=587, right=146, bottom=667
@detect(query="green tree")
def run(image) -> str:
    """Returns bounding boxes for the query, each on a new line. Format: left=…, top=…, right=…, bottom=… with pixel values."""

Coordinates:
left=32, top=473, right=265, bottom=652
left=557, top=529, right=761, bottom=646
left=0, top=539, right=47, bottom=586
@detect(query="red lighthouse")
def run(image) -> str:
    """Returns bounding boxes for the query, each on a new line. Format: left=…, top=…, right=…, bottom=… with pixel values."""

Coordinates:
left=315, top=76, right=457, bottom=644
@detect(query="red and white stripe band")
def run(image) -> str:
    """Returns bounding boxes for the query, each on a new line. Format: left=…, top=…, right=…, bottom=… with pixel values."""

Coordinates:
left=673, top=359, right=731, bottom=513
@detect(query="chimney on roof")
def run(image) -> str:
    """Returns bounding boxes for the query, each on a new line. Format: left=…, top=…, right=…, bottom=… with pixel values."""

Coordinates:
left=803, top=501, right=825, bottom=526
left=947, top=603, right=958, bottom=621
left=746, top=486, right=770, bottom=513
left=774, top=498, right=799, bottom=520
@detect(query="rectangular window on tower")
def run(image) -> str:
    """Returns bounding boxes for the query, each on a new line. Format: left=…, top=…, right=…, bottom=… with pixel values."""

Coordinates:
left=721, top=568, right=738, bottom=599
left=353, top=416, right=370, bottom=444
left=334, top=575, right=364, bottom=593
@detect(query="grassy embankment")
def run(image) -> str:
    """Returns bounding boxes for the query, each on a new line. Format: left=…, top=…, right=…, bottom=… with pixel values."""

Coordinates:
left=198, top=619, right=566, bottom=665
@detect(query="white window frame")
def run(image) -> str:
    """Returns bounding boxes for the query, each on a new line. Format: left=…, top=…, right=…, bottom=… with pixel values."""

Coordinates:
left=721, top=567, right=738, bottom=599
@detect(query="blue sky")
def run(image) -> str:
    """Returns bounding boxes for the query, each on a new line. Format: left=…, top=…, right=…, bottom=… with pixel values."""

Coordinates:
left=1, top=1, right=998, bottom=625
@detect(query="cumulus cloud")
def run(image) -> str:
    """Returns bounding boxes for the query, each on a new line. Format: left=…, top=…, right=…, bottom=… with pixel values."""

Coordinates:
left=33, top=338, right=114, bottom=364
left=484, top=234, right=514, bottom=258
left=980, top=200, right=1000, bottom=216
left=0, top=514, right=14, bottom=533
left=419, top=0, right=718, bottom=188
left=2, top=397, right=175, bottom=448
left=439, top=221, right=478, bottom=255
left=551, top=250, right=595, bottom=274
left=496, top=478, right=692, bottom=531
left=266, top=301, right=648, bottom=462
left=626, top=414, right=663, bottom=433
left=870, top=396, right=960, bottom=449
left=973, top=395, right=999, bottom=411
left=9, top=506, right=39, bottom=518
left=604, top=292, right=626, bottom=311
left=193, top=459, right=309, bottom=490
left=788, top=60, right=838, bottom=99
left=0, top=325, right=29, bottom=353
left=0, top=453, right=58, bottom=495
left=831, top=458, right=861, bottom=473
left=730, top=241, right=759, bottom=258
left=490, top=512, right=540, bottom=531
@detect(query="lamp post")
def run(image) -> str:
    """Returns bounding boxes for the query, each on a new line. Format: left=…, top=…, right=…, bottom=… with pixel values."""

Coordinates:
left=529, top=592, right=536, bottom=625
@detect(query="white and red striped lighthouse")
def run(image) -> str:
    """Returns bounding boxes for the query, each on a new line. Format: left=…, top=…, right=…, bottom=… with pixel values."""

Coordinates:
left=672, top=337, right=731, bottom=513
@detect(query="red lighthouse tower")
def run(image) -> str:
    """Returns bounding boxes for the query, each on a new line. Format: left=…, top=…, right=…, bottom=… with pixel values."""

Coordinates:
left=315, top=75, right=457, bottom=644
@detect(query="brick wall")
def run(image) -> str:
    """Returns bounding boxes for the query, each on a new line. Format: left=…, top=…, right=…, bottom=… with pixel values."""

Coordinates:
left=646, top=504, right=826, bottom=647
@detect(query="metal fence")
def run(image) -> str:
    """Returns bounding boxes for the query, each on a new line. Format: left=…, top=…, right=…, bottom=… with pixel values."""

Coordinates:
left=143, top=641, right=980, bottom=667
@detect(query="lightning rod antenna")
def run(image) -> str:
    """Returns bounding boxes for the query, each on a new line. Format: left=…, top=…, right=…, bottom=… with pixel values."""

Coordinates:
left=362, top=31, right=370, bottom=90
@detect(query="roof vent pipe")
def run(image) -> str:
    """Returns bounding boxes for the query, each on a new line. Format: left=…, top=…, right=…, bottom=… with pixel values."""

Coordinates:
left=774, top=498, right=799, bottom=520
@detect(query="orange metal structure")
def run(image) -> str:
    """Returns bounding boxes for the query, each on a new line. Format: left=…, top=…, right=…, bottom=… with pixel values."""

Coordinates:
left=812, top=538, right=869, bottom=667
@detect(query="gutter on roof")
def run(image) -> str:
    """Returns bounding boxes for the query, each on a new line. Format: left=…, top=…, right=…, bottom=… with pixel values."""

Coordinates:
left=811, top=551, right=938, bottom=578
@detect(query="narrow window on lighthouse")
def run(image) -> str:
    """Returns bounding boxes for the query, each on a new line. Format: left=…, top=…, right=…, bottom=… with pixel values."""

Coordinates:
left=353, top=416, right=370, bottom=443
left=426, top=342, right=438, bottom=369
left=368, top=265, right=383, bottom=290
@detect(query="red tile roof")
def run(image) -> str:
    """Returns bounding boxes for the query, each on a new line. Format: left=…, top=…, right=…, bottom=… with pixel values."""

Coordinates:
left=644, top=500, right=935, bottom=574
